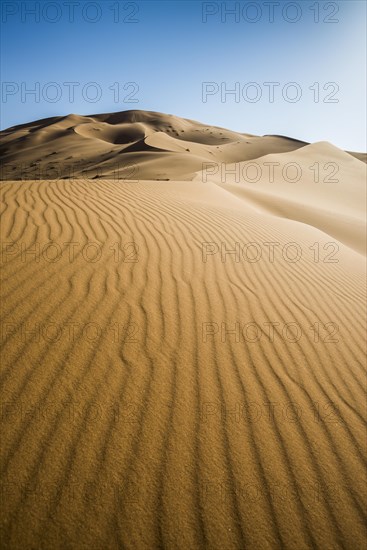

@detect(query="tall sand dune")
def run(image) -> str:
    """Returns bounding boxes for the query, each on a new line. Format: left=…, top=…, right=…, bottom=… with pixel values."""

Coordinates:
left=0, top=110, right=310, bottom=181
left=0, top=111, right=366, bottom=549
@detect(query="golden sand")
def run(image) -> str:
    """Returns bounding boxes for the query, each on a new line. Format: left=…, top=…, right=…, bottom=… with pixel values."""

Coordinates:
left=1, top=111, right=366, bottom=549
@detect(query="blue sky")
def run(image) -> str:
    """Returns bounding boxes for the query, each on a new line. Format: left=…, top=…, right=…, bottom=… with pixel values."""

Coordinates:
left=1, top=0, right=366, bottom=150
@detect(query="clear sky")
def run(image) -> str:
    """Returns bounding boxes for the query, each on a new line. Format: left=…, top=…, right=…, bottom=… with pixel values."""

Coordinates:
left=1, top=0, right=366, bottom=151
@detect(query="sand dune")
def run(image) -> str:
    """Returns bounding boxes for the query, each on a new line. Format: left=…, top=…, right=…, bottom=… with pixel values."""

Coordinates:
left=0, top=110, right=311, bottom=181
left=198, top=141, right=367, bottom=255
left=0, top=111, right=366, bottom=549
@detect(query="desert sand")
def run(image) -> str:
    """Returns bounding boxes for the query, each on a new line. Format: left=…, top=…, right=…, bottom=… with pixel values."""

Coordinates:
left=0, top=110, right=366, bottom=549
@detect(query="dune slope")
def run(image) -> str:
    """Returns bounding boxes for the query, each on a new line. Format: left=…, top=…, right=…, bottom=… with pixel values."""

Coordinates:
left=0, top=111, right=366, bottom=549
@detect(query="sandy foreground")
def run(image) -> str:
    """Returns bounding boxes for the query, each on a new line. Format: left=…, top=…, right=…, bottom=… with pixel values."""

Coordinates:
left=0, top=111, right=366, bottom=549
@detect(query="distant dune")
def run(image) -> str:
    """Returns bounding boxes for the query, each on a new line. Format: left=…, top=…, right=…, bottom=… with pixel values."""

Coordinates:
left=0, top=109, right=313, bottom=180
left=0, top=111, right=366, bottom=549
